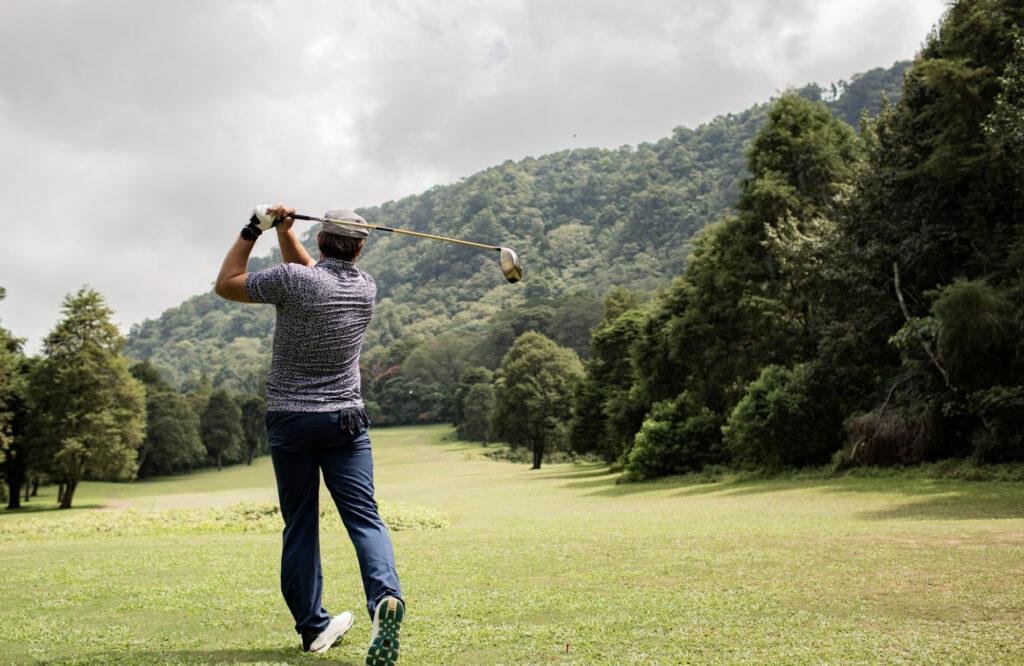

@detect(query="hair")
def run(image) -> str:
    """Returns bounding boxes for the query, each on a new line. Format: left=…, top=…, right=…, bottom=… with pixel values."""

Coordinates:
left=317, top=231, right=365, bottom=261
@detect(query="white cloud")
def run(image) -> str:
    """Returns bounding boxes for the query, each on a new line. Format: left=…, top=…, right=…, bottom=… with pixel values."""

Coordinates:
left=0, top=0, right=945, bottom=352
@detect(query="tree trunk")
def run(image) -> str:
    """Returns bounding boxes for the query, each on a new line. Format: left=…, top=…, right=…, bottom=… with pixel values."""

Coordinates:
left=31, top=477, right=39, bottom=496
left=136, top=444, right=149, bottom=477
left=23, top=481, right=29, bottom=503
left=57, top=483, right=65, bottom=505
left=59, top=479, right=77, bottom=509
left=5, top=453, right=22, bottom=510
left=893, top=261, right=953, bottom=391
left=217, top=452, right=222, bottom=471
left=246, top=446, right=254, bottom=466
left=531, top=443, right=544, bottom=470
left=6, top=479, right=21, bottom=510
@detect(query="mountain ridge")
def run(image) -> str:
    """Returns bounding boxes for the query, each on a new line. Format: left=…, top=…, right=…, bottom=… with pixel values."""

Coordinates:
left=125, top=62, right=909, bottom=396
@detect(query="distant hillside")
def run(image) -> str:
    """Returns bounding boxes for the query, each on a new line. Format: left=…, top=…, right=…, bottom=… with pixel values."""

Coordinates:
left=126, top=61, right=910, bottom=398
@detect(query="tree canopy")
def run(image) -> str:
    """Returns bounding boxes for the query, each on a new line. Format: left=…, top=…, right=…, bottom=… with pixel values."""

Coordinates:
left=29, top=288, right=146, bottom=508
left=200, top=389, right=243, bottom=471
left=492, top=332, right=584, bottom=469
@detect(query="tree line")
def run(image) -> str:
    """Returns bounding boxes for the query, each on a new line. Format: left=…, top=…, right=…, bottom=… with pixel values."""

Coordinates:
left=0, top=287, right=268, bottom=509
left=446, top=0, right=1024, bottom=475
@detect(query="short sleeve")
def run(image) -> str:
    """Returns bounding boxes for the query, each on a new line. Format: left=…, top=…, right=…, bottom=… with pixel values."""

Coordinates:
left=359, top=269, right=378, bottom=298
left=245, top=264, right=309, bottom=304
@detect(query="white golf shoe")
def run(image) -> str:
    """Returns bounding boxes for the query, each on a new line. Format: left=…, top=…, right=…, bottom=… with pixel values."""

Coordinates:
left=308, top=611, right=355, bottom=654
left=366, top=597, right=404, bottom=665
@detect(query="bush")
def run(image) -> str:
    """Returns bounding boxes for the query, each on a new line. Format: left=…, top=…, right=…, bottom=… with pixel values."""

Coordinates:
left=626, top=392, right=725, bottom=479
left=723, top=363, right=843, bottom=469
left=971, top=385, right=1024, bottom=463
left=930, top=280, right=1020, bottom=391
left=846, top=404, right=941, bottom=466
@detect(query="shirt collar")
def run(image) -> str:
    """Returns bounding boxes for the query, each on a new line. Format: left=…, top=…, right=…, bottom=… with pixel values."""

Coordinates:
left=317, top=257, right=356, bottom=269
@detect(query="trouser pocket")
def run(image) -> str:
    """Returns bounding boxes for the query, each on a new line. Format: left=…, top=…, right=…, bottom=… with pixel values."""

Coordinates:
left=266, top=411, right=310, bottom=449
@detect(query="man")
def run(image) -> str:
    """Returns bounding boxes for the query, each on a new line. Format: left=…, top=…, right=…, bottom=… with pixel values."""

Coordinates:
left=214, top=204, right=404, bottom=666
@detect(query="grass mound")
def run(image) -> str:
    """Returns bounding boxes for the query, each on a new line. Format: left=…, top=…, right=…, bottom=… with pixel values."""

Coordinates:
left=0, top=500, right=449, bottom=541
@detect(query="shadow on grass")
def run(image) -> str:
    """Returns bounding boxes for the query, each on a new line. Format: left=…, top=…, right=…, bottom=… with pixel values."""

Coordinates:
left=583, top=479, right=720, bottom=498
left=45, top=648, right=360, bottom=665
left=444, top=433, right=1024, bottom=521
left=528, top=464, right=684, bottom=495
left=857, top=490, right=1024, bottom=521
left=529, top=465, right=613, bottom=481
left=534, top=467, right=1024, bottom=521
left=0, top=502, right=104, bottom=517
left=671, top=479, right=1024, bottom=520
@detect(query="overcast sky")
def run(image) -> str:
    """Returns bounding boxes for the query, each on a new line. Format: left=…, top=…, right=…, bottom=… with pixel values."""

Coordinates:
left=0, top=0, right=945, bottom=352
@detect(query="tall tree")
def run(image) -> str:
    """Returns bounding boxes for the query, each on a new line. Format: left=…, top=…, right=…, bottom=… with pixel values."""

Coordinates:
left=569, top=295, right=648, bottom=462
left=836, top=0, right=1024, bottom=464
left=238, top=394, right=267, bottom=465
left=603, top=93, right=865, bottom=475
left=675, top=92, right=863, bottom=411
left=139, top=391, right=205, bottom=477
left=492, top=332, right=584, bottom=469
left=201, top=389, right=242, bottom=470
left=130, top=360, right=205, bottom=477
left=0, top=287, right=31, bottom=509
left=451, top=366, right=492, bottom=430
left=848, top=0, right=1024, bottom=294
left=458, top=383, right=495, bottom=442
left=987, top=37, right=1024, bottom=186
left=30, top=288, right=146, bottom=508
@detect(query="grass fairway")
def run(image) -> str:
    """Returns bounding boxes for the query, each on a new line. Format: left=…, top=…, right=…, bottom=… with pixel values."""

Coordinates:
left=1, top=425, right=1023, bottom=664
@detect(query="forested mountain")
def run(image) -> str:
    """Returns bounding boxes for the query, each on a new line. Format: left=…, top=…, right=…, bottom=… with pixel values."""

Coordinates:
left=573, top=0, right=1024, bottom=477
left=126, top=62, right=908, bottom=423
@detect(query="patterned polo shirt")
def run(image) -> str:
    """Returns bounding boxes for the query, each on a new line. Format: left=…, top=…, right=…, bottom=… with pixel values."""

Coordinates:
left=246, top=258, right=375, bottom=412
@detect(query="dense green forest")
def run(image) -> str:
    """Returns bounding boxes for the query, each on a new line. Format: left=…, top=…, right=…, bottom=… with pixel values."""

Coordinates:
left=125, top=62, right=908, bottom=426
left=573, top=0, right=1024, bottom=477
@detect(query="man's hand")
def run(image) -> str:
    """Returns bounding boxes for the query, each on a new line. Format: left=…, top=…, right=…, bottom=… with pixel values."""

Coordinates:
left=266, top=204, right=296, bottom=232
left=243, top=203, right=296, bottom=241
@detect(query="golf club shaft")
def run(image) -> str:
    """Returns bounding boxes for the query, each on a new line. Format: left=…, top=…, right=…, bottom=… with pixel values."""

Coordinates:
left=291, top=214, right=500, bottom=252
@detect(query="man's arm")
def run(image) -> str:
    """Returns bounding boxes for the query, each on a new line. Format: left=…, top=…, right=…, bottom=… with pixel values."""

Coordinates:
left=276, top=221, right=316, bottom=267
left=214, top=204, right=296, bottom=303
left=214, top=236, right=255, bottom=303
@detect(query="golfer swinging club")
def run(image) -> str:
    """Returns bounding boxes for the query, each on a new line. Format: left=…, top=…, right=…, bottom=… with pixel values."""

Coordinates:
left=214, top=204, right=404, bottom=665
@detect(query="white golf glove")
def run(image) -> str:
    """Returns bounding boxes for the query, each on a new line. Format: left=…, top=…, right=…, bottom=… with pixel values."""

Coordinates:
left=242, top=205, right=282, bottom=241
left=252, top=205, right=280, bottom=231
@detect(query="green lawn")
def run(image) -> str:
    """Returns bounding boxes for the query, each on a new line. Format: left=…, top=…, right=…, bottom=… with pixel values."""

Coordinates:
left=2, top=425, right=1023, bottom=664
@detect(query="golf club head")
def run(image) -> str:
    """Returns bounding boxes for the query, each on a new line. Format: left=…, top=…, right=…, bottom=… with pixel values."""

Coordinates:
left=499, top=247, right=523, bottom=283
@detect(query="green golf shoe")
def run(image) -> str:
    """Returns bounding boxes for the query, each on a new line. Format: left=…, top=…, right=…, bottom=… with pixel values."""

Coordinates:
left=366, top=596, right=404, bottom=666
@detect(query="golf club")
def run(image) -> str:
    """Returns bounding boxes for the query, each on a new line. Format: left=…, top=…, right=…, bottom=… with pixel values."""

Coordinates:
left=291, top=213, right=523, bottom=284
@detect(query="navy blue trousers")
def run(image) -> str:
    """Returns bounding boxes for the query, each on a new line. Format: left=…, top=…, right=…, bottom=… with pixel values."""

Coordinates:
left=267, top=410, right=403, bottom=642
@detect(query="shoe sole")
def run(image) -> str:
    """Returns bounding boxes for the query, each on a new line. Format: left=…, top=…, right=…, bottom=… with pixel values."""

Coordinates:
left=312, top=613, right=355, bottom=655
left=365, top=598, right=403, bottom=666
